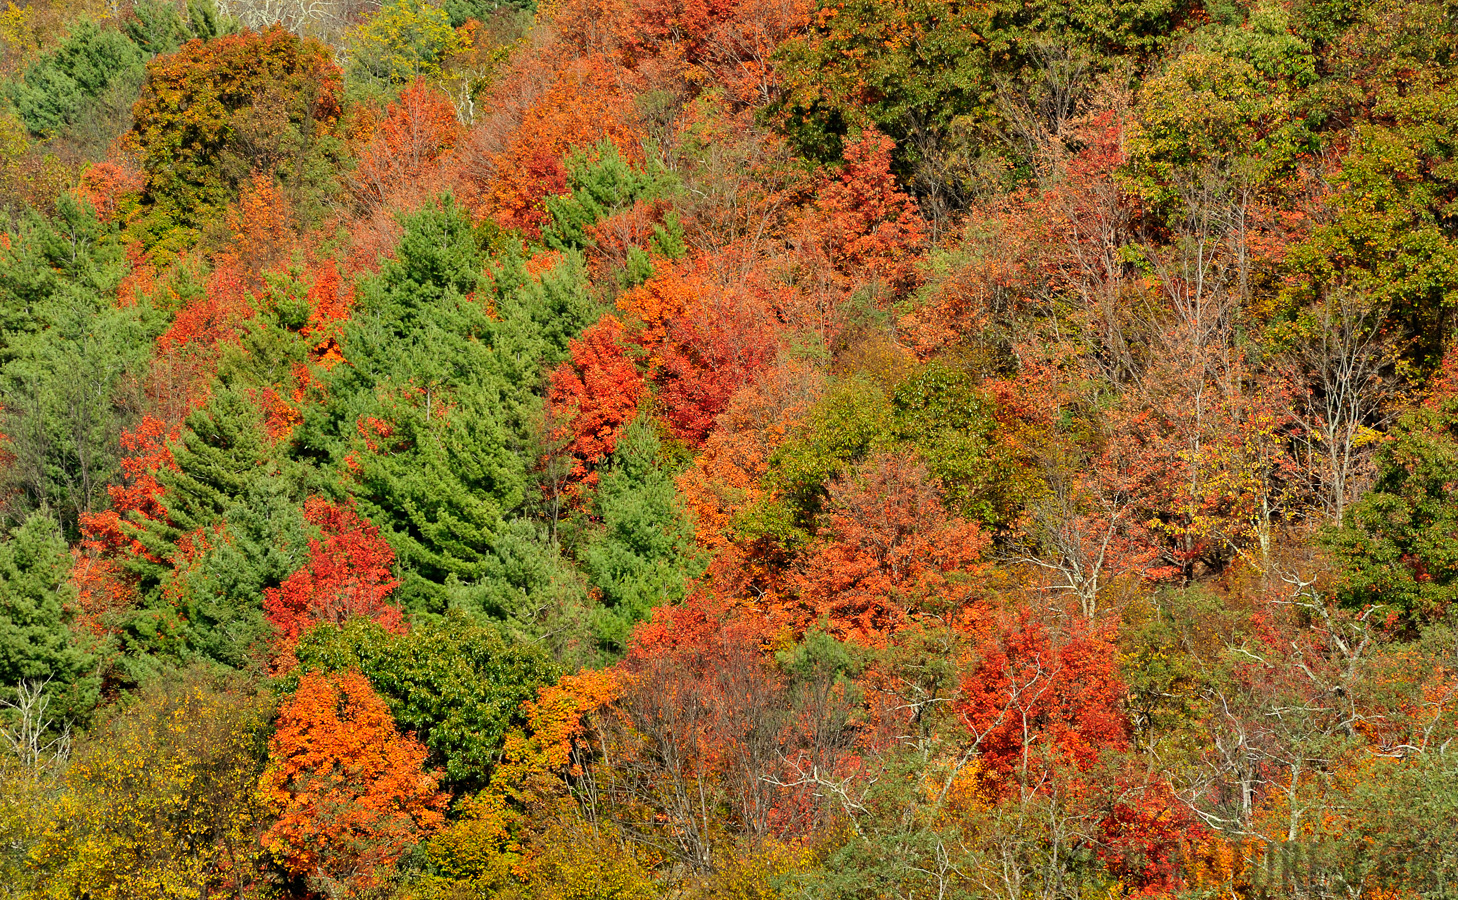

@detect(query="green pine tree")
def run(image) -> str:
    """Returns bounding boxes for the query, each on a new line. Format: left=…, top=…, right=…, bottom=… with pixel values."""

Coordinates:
left=0, top=513, right=99, bottom=726
left=580, top=418, right=702, bottom=653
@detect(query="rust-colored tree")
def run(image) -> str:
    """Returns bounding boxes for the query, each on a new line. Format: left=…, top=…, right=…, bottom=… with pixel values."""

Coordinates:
left=353, top=79, right=462, bottom=210
left=791, top=451, right=987, bottom=645
left=645, top=274, right=779, bottom=446
left=147, top=259, right=257, bottom=423
left=76, top=159, right=144, bottom=222
left=807, top=128, right=926, bottom=295
left=304, top=261, right=353, bottom=369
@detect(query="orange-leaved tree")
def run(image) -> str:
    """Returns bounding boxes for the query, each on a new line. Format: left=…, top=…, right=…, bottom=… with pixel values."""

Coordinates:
left=226, top=174, right=299, bottom=285
left=353, top=79, right=462, bottom=210
left=640, top=273, right=779, bottom=446
left=485, top=60, right=638, bottom=235
left=808, top=128, right=926, bottom=295
left=259, top=670, right=447, bottom=894
left=791, top=451, right=987, bottom=645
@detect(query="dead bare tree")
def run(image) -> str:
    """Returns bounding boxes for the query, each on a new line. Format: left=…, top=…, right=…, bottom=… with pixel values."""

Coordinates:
left=1287, top=289, right=1393, bottom=527
left=0, top=680, right=70, bottom=777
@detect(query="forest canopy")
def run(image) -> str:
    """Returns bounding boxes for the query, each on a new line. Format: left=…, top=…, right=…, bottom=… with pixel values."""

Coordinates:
left=1, top=0, right=1458, bottom=896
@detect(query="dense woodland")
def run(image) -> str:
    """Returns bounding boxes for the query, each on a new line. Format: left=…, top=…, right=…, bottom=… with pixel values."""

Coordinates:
left=0, top=0, right=1456, bottom=894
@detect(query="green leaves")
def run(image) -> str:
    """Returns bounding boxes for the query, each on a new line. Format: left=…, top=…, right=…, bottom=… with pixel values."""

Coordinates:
left=1326, top=392, right=1458, bottom=623
left=0, top=200, right=153, bottom=536
left=581, top=418, right=702, bottom=653
left=739, top=365, right=1010, bottom=559
left=292, top=615, right=559, bottom=794
left=0, top=513, right=99, bottom=727
left=311, top=199, right=528, bottom=610
left=542, top=142, right=679, bottom=254
left=3, top=19, right=143, bottom=137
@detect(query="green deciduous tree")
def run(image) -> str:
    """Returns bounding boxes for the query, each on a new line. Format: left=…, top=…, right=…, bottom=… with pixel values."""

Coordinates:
left=292, top=613, right=559, bottom=793
left=1326, top=386, right=1458, bottom=623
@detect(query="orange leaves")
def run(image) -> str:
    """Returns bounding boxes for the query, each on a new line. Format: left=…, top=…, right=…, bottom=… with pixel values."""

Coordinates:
left=260, top=387, right=304, bottom=444
left=517, top=669, right=622, bottom=776
left=157, top=260, right=255, bottom=357
left=635, top=266, right=779, bottom=445
left=69, top=555, right=139, bottom=637
left=545, top=315, right=645, bottom=506
left=151, top=259, right=256, bottom=419
left=677, top=358, right=821, bottom=559
left=260, top=670, right=447, bottom=891
left=617, top=267, right=693, bottom=365
left=264, top=498, right=403, bottom=657
left=490, top=668, right=621, bottom=808
left=956, top=611, right=1128, bottom=790
left=306, top=261, right=352, bottom=369
left=76, top=159, right=143, bottom=222
left=227, top=175, right=298, bottom=283
left=548, top=0, right=808, bottom=107
left=791, top=452, right=987, bottom=644
left=810, top=129, right=926, bottom=293
left=354, top=79, right=463, bottom=210
left=486, top=60, right=638, bottom=235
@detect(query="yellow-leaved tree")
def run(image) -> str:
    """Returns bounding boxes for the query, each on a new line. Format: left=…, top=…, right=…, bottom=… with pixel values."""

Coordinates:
left=348, top=0, right=462, bottom=85
left=25, top=672, right=271, bottom=899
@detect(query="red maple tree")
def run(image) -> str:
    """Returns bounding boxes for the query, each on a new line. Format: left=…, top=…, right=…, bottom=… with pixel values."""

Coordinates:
left=545, top=314, right=646, bottom=506
left=264, top=498, right=404, bottom=653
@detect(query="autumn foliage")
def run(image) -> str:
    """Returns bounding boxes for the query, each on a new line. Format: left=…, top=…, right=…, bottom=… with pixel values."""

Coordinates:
left=11, top=0, right=1458, bottom=895
left=808, top=129, right=926, bottom=293
left=259, top=670, right=447, bottom=892
left=791, top=452, right=986, bottom=643
left=354, top=79, right=462, bottom=209
left=486, top=63, right=638, bottom=234
left=957, top=612, right=1128, bottom=788
left=264, top=498, right=404, bottom=652
left=546, top=315, right=645, bottom=504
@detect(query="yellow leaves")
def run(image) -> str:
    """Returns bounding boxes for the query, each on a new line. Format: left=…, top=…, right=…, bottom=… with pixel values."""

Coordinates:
left=348, top=0, right=462, bottom=84
left=0, top=2, right=39, bottom=78
left=408, top=793, right=523, bottom=898
left=21, top=676, right=270, bottom=900
left=692, top=838, right=813, bottom=900
left=1351, top=423, right=1383, bottom=447
left=502, top=819, right=660, bottom=900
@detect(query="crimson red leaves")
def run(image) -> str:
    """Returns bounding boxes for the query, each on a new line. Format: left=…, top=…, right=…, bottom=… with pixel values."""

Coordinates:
left=265, top=498, right=404, bottom=652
